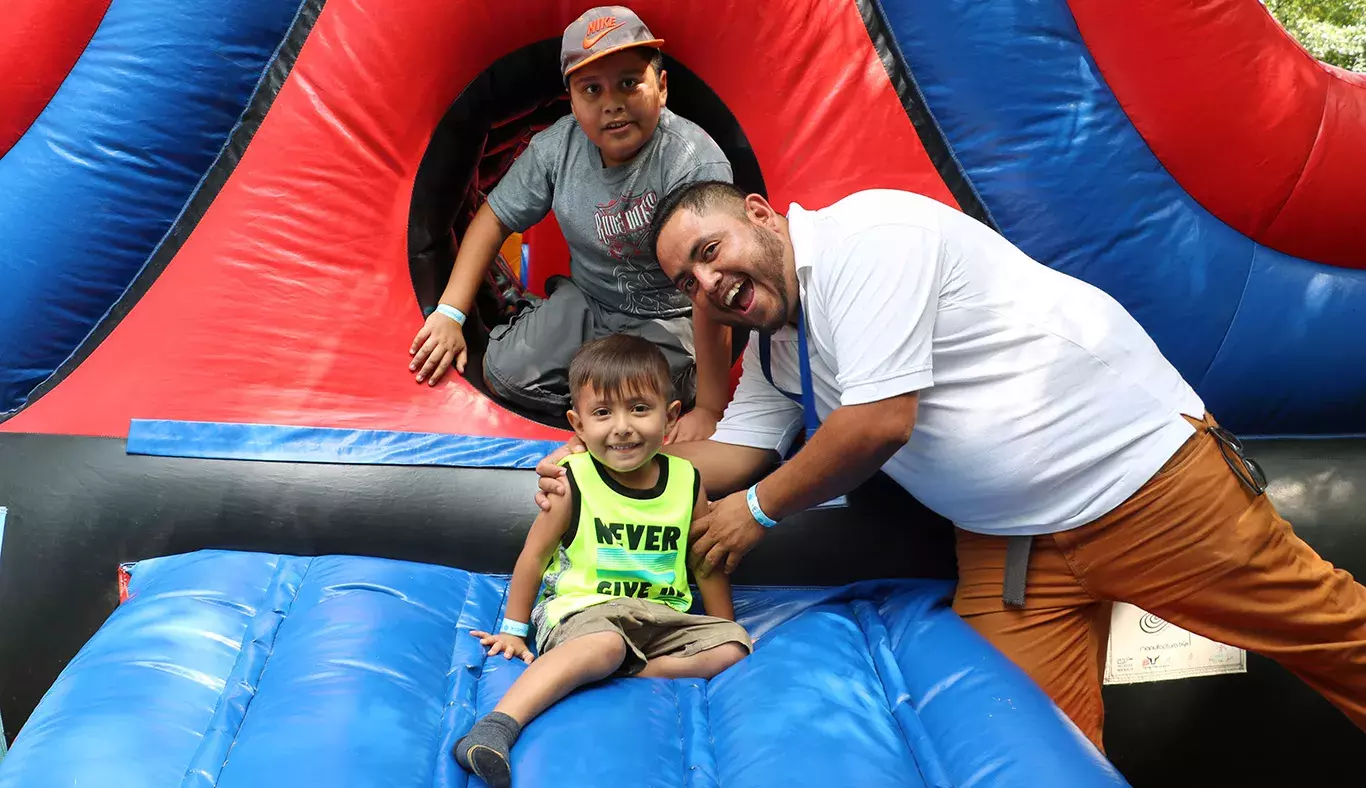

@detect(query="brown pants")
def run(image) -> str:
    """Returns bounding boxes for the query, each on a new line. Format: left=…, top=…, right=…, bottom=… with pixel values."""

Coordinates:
left=953, top=414, right=1366, bottom=751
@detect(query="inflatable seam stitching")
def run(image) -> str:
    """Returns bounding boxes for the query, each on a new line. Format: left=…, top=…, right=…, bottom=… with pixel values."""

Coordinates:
left=672, top=680, right=688, bottom=788
left=1258, top=91, right=1334, bottom=239
left=1195, top=242, right=1261, bottom=389
left=435, top=575, right=489, bottom=787
left=676, top=679, right=717, bottom=788
left=179, top=554, right=311, bottom=787
left=850, top=599, right=952, bottom=788
left=139, top=0, right=315, bottom=286
left=862, top=0, right=999, bottom=230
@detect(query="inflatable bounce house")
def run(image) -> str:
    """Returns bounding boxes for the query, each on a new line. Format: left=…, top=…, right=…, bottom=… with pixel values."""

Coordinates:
left=1, top=0, right=1363, bottom=785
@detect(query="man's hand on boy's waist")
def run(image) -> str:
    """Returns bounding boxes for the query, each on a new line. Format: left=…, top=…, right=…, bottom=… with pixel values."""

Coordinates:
left=690, top=493, right=766, bottom=578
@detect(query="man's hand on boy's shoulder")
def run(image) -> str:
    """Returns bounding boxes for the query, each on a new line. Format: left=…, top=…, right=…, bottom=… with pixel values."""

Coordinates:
left=469, top=630, right=534, bottom=664
left=535, top=437, right=588, bottom=511
left=409, top=311, right=468, bottom=386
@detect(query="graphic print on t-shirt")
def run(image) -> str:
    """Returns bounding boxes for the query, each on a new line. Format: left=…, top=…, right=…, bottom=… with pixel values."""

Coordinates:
left=594, top=190, right=671, bottom=313
left=592, top=516, right=689, bottom=602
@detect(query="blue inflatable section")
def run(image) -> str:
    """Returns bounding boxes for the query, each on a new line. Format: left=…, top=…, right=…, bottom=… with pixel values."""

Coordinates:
left=0, top=0, right=305, bottom=415
left=877, top=0, right=1366, bottom=435
left=126, top=419, right=563, bottom=470
left=0, top=550, right=1126, bottom=787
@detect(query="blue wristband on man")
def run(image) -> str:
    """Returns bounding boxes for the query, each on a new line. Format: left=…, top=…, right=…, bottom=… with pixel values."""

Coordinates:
left=499, top=618, right=529, bottom=638
left=746, top=484, right=780, bottom=528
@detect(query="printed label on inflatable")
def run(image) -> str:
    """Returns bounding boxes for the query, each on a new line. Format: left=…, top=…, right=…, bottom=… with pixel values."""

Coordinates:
left=1103, top=603, right=1246, bottom=685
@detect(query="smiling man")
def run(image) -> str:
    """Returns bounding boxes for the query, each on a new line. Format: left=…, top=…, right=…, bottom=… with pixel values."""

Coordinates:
left=536, top=181, right=1366, bottom=751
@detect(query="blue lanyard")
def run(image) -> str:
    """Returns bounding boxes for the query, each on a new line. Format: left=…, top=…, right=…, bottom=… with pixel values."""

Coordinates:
left=757, top=313, right=846, bottom=509
left=758, top=311, right=821, bottom=442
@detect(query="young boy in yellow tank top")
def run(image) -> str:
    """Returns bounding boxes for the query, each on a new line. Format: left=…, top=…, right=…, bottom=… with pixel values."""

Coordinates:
left=453, top=334, right=751, bottom=788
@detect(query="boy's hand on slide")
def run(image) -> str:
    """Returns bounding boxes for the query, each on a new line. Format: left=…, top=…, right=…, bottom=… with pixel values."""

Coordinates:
left=535, top=438, right=587, bottom=511
left=668, top=407, right=721, bottom=444
left=470, top=630, right=534, bottom=664
left=409, top=312, right=468, bottom=385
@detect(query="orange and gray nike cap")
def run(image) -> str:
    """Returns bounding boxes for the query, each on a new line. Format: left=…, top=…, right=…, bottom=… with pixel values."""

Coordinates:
left=561, top=6, right=665, bottom=81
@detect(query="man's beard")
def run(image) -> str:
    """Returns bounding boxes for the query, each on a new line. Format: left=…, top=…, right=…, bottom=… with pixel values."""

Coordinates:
left=748, top=224, right=792, bottom=333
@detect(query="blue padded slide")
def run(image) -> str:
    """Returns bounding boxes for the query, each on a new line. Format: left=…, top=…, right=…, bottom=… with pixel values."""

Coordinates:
left=0, top=551, right=1126, bottom=787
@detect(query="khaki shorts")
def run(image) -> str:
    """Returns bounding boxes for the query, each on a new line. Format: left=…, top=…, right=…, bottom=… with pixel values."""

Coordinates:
left=538, top=598, right=752, bottom=677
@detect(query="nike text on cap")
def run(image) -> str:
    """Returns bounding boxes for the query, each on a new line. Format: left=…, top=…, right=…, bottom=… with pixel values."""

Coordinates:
left=561, top=6, right=665, bottom=81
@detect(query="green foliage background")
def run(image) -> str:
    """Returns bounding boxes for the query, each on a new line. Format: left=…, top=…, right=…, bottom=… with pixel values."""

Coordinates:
left=1266, top=0, right=1366, bottom=71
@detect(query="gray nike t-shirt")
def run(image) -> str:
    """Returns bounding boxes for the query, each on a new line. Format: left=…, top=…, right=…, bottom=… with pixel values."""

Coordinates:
left=486, top=108, right=733, bottom=318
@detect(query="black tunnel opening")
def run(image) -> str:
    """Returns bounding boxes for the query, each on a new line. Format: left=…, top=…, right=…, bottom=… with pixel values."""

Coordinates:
left=408, top=39, right=764, bottom=427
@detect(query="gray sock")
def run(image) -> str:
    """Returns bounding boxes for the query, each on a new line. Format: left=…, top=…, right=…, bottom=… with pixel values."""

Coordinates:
left=453, top=712, right=522, bottom=788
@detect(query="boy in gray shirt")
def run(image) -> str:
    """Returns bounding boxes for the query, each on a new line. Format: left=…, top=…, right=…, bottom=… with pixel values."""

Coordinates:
left=408, top=6, right=734, bottom=436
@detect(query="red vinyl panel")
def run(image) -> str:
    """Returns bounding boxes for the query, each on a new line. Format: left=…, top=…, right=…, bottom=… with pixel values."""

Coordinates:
left=0, top=0, right=113, bottom=157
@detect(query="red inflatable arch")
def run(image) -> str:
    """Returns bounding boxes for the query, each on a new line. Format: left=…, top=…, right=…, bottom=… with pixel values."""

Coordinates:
left=1068, top=0, right=1366, bottom=268
left=3, top=0, right=956, bottom=444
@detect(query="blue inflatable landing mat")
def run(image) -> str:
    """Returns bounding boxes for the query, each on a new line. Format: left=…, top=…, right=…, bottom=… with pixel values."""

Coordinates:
left=0, top=551, right=1125, bottom=787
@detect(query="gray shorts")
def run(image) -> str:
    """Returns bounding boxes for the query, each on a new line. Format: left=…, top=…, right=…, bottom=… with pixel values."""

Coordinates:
left=537, top=598, right=752, bottom=677
left=482, top=277, right=696, bottom=414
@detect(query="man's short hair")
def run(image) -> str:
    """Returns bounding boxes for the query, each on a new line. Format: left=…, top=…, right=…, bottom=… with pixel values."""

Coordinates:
left=649, top=180, right=748, bottom=262
left=568, top=333, right=673, bottom=408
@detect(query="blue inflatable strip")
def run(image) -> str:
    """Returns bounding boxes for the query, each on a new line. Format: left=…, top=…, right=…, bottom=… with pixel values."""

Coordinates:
left=126, top=419, right=565, bottom=470
left=876, top=0, right=1366, bottom=435
left=0, top=0, right=305, bottom=413
left=679, top=680, right=719, bottom=788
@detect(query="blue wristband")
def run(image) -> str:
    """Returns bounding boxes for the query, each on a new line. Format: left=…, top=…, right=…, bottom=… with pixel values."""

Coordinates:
left=435, top=304, right=466, bottom=326
left=746, top=485, right=780, bottom=528
left=499, top=618, right=529, bottom=638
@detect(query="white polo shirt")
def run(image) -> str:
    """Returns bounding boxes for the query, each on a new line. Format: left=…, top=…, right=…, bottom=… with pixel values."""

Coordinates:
left=711, top=190, right=1205, bottom=536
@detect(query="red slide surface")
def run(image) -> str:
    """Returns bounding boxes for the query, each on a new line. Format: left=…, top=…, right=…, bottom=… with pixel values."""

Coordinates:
left=1068, top=0, right=1366, bottom=268
left=4, top=0, right=955, bottom=439
left=0, top=0, right=112, bottom=158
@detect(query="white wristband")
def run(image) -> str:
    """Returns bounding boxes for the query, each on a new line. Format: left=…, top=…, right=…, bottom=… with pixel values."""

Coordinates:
left=435, top=304, right=466, bottom=326
left=499, top=618, right=529, bottom=637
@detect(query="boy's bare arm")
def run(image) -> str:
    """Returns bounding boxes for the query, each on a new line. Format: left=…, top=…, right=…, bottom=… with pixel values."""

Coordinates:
left=691, top=478, right=737, bottom=621
left=505, top=490, right=572, bottom=622
left=472, top=485, right=571, bottom=662
left=438, top=203, right=513, bottom=316
left=410, top=203, right=513, bottom=384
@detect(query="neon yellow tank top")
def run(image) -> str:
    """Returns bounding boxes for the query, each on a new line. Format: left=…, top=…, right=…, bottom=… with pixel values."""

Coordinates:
left=532, top=452, right=697, bottom=632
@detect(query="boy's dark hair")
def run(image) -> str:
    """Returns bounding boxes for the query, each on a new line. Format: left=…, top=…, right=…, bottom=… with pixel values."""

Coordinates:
left=568, top=334, right=673, bottom=408
left=648, top=180, right=748, bottom=261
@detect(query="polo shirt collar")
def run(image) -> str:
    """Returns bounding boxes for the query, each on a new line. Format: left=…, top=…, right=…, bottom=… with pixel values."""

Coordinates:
left=786, top=201, right=818, bottom=306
